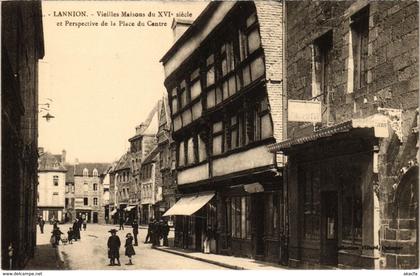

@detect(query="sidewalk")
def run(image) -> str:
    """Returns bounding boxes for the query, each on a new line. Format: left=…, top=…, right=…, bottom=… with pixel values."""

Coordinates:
left=154, top=246, right=287, bottom=270
left=24, top=225, right=66, bottom=270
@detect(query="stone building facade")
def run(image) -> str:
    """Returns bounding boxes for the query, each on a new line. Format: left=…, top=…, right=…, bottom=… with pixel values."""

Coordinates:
left=72, top=163, right=110, bottom=223
left=269, top=0, right=418, bottom=269
left=1, top=1, right=44, bottom=269
left=37, top=150, right=67, bottom=223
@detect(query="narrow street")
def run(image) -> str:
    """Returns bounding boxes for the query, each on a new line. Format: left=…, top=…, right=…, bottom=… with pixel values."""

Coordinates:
left=37, top=224, right=226, bottom=270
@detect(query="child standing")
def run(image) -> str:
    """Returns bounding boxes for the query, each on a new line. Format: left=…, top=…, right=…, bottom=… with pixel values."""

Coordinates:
left=124, top=233, right=135, bottom=265
left=68, top=227, right=73, bottom=244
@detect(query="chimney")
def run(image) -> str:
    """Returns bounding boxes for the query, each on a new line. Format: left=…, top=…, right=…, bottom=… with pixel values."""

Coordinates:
left=171, top=18, right=193, bottom=43
left=62, top=150, right=66, bottom=163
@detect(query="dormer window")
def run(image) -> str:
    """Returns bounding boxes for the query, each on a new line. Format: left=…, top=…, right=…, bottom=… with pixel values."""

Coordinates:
left=83, top=168, right=88, bottom=177
left=93, top=168, right=98, bottom=177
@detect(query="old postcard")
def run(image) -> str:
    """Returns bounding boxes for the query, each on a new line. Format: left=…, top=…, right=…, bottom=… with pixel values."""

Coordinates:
left=1, top=0, right=419, bottom=274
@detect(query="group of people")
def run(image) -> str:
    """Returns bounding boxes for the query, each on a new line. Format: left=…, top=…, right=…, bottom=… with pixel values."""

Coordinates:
left=37, top=216, right=88, bottom=247
left=107, top=218, right=139, bottom=266
left=145, top=219, right=170, bottom=247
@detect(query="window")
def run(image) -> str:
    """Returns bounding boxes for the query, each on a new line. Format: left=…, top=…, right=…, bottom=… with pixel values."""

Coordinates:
left=83, top=182, right=88, bottom=192
left=65, top=198, right=69, bottom=207
left=65, top=184, right=69, bottom=193
left=266, top=192, right=280, bottom=236
left=93, top=183, right=98, bottom=191
left=83, top=168, right=88, bottom=177
left=350, top=6, right=369, bottom=91
left=229, top=196, right=251, bottom=239
left=312, top=31, right=332, bottom=100
left=93, top=168, right=98, bottom=177
left=93, top=198, right=98, bottom=206
left=83, top=197, right=88, bottom=206
left=212, top=121, right=224, bottom=155
left=187, top=137, right=195, bottom=165
left=300, top=163, right=320, bottom=240
left=171, top=87, right=178, bottom=113
left=341, top=163, right=362, bottom=244
left=53, top=175, right=59, bottom=186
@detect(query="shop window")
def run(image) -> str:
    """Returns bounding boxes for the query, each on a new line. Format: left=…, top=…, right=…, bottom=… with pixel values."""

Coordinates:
left=266, top=192, right=280, bottom=237
left=301, top=164, right=320, bottom=240
left=230, top=196, right=251, bottom=239
left=212, top=121, right=224, bottom=155
left=312, top=31, right=332, bottom=100
left=350, top=6, right=369, bottom=91
left=53, top=175, right=59, bottom=186
left=341, top=165, right=362, bottom=244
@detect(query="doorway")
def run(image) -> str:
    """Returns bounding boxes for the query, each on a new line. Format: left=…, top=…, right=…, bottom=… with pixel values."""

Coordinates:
left=92, top=212, right=98, bottom=223
left=254, top=194, right=265, bottom=258
left=321, top=191, right=338, bottom=266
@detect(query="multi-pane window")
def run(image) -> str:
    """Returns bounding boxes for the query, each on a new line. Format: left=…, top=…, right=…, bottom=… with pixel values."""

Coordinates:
left=212, top=121, right=224, bottom=155
left=93, top=183, right=98, bottom=191
left=177, top=134, right=207, bottom=167
left=312, top=31, right=332, bottom=100
left=93, top=197, right=98, bottom=206
left=341, top=163, right=362, bottom=244
left=229, top=196, right=251, bottom=239
left=53, top=175, right=59, bottom=186
left=351, top=6, right=369, bottom=91
left=300, top=163, right=320, bottom=240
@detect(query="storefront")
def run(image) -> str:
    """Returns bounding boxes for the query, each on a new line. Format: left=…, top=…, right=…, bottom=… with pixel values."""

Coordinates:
left=268, top=116, right=406, bottom=268
left=163, top=191, right=216, bottom=252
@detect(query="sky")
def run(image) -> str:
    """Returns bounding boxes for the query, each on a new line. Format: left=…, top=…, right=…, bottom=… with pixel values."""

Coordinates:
left=38, top=1, right=208, bottom=163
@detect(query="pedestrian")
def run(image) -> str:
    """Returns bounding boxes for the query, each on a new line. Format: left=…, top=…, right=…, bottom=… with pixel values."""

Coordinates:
left=39, top=218, right=45, bottom=234
left=124, top=233, right=136, bottom=265
left=67, top=227, right=74, bottom=244
left=131, top=219, right=139, bottom=246
left=83, top=218, right=87, bottom=231
left=72, top=219, right=80, bottom=241
left=51, top=227, right=63, bottom=247
left=107, top=229, right=121, bottom=266
left=78, top=217, right=83, bottom=231
left=151, top=220, right=160, bottom=247
left=144, top=219, right=153, bottom=244
left=119, top=214, right=124, bottom=230
left=162, top=220, right=170, bottom=246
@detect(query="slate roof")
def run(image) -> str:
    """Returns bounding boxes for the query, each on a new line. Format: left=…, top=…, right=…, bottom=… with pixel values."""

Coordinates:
left=73, top=163, right=111, bottom=176
left=38, top=152, right=67, bottom=172
left=114, top=153, right=131, bottom=172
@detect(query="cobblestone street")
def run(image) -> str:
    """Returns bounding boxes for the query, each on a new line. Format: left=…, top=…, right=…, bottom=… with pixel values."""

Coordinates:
left=38, top=224, right=226, bottom=270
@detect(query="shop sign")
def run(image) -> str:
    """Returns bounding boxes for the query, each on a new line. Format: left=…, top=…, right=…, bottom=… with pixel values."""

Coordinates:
left=353, top=114, right=389, bottom=138
left=244, top=183, right=264, bottom=193
left=288, top=100, right=322, bottom=123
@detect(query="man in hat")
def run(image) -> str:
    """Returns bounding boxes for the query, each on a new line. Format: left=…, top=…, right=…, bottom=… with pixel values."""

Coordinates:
left=107, top=229, right=121, bottom=266
left=131, top=219, right=139, bottom=246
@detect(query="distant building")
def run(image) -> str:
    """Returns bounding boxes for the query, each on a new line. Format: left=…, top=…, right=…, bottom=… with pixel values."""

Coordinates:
left=113, top=153, right=132, bottom=222
left=64, top=163, right=75, bottom=223
left=1, top=1, right=45, bottom=269
left=140, top=146, right=160, bottom=223
left=37, top=149, right=67, bottom=223
left=73, top=163, right=110, bottom=223
left=155, top=97, right=177, bottom=217
left=127, top=103, right=159, bottom=223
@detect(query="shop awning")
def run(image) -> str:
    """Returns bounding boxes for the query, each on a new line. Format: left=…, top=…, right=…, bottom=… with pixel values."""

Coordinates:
left=110, top=209, right=117, bottom=216
left=267, top=114, right=390, bottom=153
left=124, top=206, right=136, bottom=211
left=162, top=191, right=215, bottom=217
